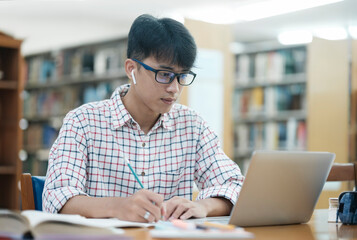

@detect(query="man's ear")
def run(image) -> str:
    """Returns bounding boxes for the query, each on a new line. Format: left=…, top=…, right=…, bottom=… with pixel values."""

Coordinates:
left=125, top=59, right=136, bottom=84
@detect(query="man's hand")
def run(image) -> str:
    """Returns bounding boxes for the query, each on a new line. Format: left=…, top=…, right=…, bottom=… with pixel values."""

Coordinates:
left=163, top=196, right=208, bottom=220
left=60, top=189, right=164, bottom=223
left=162, top=196, right=233, bottom=221
left=110, top=189, right=164, bottom=223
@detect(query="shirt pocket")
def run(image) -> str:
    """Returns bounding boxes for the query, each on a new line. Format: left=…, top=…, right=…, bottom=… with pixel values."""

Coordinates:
left=155, top=167, right=185, bottom=199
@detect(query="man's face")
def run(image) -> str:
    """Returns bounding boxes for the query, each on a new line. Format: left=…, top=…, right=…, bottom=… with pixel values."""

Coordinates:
left=132, top=56, right=186, bottom=115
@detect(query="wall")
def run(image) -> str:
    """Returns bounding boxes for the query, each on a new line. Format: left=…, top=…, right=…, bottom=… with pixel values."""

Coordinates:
left=183, top=19, right=234, bottom=158
left=307, top=38, right=350, bottom=208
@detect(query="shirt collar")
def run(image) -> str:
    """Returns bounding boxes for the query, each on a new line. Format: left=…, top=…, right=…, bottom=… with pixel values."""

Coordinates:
left=110, top=84, right=132, bottom=129
left=110, top=84, right=175, bottom=131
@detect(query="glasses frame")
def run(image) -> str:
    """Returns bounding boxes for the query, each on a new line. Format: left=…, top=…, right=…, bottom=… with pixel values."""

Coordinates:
left=132, top=58, right=196, bottom=86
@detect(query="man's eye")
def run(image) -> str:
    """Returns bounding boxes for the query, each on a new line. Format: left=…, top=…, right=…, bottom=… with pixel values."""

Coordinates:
left=160, top=72, right=173, bottom=78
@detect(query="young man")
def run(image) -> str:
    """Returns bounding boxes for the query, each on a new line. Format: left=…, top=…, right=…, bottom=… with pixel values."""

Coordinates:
left=43, top=14, right=244, bottom=223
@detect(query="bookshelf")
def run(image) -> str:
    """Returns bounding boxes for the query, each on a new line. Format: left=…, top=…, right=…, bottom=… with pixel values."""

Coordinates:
left=23, top=38, right=128, bottom=175
left=233, top=45, right=308, bottom=170
left=0, top=32, right=24, bottom=209
left=233, top=38, right=352, bottom=208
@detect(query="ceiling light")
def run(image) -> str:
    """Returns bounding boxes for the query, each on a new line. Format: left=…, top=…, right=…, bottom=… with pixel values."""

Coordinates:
left=183, top=6, right=240, bottom=24
left=314, top=27, right=348, bottom=40
left=236, top=0, right=344, bottom=21
left=183, top=0, right=343, bottom=24
left=348, top=26, right=357, bottom=39
left=278, top=31, right=313, bottom=45
left=229, top=42, right=245, bottom=54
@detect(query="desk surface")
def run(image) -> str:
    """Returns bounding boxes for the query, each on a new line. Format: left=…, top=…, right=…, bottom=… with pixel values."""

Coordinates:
left=124, top=210, right=357, bottom=240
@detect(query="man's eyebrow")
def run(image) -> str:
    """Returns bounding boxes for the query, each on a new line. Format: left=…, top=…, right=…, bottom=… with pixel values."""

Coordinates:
left=158, top=64, right=190, bottom=72
left=158, top=65, right=174, bottom=70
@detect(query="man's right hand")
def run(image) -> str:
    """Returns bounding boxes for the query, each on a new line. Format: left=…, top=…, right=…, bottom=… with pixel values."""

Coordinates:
left=60, top=189, right=164, bottom=223
left=109, top=189, right=164, bottom=222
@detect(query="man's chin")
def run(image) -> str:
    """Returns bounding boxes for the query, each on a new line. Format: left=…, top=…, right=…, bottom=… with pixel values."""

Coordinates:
left=159, top=105, right=174, bottom=114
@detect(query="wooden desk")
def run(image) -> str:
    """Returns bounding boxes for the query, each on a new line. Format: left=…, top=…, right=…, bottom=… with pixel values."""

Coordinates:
left=124, top=210, right=357, bottom=240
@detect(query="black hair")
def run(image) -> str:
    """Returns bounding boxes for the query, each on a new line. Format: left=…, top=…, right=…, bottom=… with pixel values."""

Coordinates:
left=127, top=14, right=197, bottom=69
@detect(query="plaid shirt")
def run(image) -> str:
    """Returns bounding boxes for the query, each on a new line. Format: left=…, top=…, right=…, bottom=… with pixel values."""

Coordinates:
left=43, top=84, right=244, bottom=213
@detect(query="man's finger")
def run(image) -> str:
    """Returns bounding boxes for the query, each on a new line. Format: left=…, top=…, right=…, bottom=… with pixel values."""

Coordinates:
left=164, top=200, right=178, bottom=220
left=171, top=203, right=189, bottom=219
left=180, top=208, right=194, bottom=220
left=147, top=192, right=164, bottom=207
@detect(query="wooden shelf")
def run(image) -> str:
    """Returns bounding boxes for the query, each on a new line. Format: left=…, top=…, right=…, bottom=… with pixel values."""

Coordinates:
left=0, top=166, right=17, bottom=175
left=236, top=41, right=306, bottom=54
left=234, top=147, right=306, bottom=159
left=236, top=110, right=307, bottom=124
left=0, top=32, right=23, bottom=210
left=25, top=113, right=66, bottom=122
left=0, top=33, right=22, bottom=49
left=233, top=45, right=308, bottom=168
left=23, top=37, right=128, bottom=176
left=0, top=80, right=17, bottom=90
left=26, top=70, right=127, bottom=90
left=234, top=73, right=306, bottom=90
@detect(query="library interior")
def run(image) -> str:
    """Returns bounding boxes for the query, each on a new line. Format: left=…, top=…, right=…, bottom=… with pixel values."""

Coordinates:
left=1, top=0, right=357, bottom=238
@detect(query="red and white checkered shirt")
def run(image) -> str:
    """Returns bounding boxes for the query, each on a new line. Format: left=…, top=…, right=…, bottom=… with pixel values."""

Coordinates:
left=43, top=84, right=244, bottom=213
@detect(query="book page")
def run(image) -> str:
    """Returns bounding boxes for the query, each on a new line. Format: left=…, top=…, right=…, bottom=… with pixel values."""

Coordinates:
left=0, top=210, right=30, bottom=238
left=22, top=210, right=153, bottom=228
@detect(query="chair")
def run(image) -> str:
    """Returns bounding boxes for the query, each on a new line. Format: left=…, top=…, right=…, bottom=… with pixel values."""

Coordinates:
left=21, top=173, right=46, bottom=210
left=327, top=163, right=357, bottom=190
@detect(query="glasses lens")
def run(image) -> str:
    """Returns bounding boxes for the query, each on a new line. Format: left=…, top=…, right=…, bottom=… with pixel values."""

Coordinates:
left=179, top=73, right=195, bottom=85
left=156, top=71, right=175, bottom=83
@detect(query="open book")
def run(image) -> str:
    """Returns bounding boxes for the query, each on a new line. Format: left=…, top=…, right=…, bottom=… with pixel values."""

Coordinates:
left=0, top=209, right=152, bottom=239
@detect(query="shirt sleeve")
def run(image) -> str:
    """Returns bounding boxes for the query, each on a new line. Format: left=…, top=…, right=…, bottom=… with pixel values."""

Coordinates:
left=194, top=119, right=244, bottom=205
left=42, top=111, right=89, bottom=213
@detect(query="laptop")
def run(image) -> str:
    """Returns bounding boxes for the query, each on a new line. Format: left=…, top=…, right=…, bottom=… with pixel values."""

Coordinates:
left=190, top=150, right=335, bottom=227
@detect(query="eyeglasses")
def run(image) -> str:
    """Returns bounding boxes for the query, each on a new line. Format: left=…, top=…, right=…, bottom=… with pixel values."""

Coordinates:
left=132, top=58, right=196, bottom=86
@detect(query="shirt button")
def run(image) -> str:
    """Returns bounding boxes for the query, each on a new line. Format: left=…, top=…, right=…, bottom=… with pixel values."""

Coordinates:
left=142, top=143, right=146, bottom=147
left=141, top=171, right=145, bottom=176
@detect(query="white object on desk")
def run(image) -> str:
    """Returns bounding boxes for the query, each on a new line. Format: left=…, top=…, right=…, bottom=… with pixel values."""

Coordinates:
left=328, top=197, right=340, bottom=223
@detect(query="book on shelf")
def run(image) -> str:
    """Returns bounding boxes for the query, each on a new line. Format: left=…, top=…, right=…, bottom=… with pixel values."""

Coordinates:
left=81, top=83, right=112, bottom=104
left=250, top=87, right=264, bottom=113
left=94, top=45, right=126, bottom=75
left=296, top=121, right=307, bottom=149
left=234, top=120, right=307, bottom=158
left=70, top=50, right=82, bottom=78
left=82, top=50, right=95, bottom=73
left=235, top=46, right=306, bottom=86
left=254, top=52, right=267, bottom=83
left=266, top=51, right=285, bottom=82
left=26, top=42, right=127, bottom=86
left=24, top=124, right=58, bottom=153
left=264, top=87, right=276, bottom=116
left=278, top=122, right=287, bottom=149
left=235, top=54, right=250, bottom=85
left=234, top=84, right=305, bottom=117
left=235, top=124, right=249, bottom=153
left=0, top=209, right=152, bottom=239
left=23, top=82, right=116, bottom=120
left=265, top=122, right=278, bottom=150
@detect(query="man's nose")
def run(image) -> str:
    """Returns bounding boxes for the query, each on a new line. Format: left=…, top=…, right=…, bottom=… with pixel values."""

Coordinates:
left=166, top=76, right=180, bottom=93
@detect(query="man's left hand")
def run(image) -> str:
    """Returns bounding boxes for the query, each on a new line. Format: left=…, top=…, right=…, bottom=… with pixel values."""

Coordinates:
left=162, top=196, right=208, bottom=220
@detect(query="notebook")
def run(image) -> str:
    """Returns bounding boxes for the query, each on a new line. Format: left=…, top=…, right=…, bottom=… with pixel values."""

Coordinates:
left=190, top=150, right=335, bottom=227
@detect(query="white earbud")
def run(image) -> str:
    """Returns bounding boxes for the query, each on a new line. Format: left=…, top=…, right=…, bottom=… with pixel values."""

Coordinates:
left=131, top=70, right=137, bottom=85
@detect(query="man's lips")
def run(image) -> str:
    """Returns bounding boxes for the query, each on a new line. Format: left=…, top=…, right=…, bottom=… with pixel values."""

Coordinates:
left=161, top=98, right=176, bottom=104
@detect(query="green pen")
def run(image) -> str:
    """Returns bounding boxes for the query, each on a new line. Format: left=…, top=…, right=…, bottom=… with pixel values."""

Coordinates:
left=124, top=156, right=145, bottom=189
